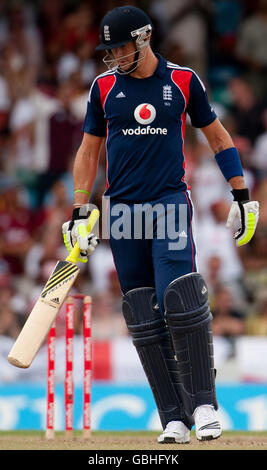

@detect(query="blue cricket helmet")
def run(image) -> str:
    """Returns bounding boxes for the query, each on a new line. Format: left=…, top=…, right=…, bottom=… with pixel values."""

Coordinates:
left=96, top=6, right=153, bottom=51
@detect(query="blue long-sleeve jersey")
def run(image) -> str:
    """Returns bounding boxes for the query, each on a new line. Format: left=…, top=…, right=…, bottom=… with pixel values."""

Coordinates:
left=82, top=54, right=216, bottom=202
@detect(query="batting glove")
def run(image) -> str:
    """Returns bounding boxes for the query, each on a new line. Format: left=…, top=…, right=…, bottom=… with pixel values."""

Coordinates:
left=226, top=188, right=259, bottom=247
left=62, top=207, right=99, bottom=263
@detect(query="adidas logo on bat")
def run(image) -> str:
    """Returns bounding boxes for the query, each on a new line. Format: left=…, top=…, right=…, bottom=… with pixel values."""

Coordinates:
left=51, top=297, right=60, bottom=304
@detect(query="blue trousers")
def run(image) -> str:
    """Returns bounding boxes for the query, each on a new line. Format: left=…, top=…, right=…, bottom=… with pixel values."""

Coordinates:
left=109, top=191, right=197, bottom=313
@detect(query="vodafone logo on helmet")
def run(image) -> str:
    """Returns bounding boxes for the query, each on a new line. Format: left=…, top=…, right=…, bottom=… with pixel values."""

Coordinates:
left=134, top=103, right=156, bottom=125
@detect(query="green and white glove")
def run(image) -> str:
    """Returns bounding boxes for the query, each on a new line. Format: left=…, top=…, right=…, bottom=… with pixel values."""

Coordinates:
left=62, top=206, right=99, bottom=263
left=226, top=188, right=259, bottom=247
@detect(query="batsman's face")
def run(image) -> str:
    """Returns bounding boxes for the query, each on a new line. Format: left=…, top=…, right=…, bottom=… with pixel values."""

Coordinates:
left=111, top=41, right=137, bottom=71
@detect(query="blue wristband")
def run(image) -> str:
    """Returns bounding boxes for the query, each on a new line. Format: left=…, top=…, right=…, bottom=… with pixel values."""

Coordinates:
left=215, top=147, right=243, bottom=181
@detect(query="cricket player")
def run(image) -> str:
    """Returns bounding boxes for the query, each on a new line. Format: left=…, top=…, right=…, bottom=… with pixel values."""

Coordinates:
left=62, top=6, right=259, bottom=443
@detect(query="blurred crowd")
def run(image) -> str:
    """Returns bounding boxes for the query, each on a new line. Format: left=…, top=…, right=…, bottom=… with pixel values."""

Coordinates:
left=0, top=0, right=267, bottom=347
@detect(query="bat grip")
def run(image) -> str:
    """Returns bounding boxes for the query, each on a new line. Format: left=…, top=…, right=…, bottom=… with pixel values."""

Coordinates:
left=65, top=208, right=100, bottom=264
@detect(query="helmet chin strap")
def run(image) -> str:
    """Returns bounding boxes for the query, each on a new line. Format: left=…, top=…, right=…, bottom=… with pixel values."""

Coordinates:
left=103, top=39, right=149, bottom=75
left=117, top=49, right=140, bottom=75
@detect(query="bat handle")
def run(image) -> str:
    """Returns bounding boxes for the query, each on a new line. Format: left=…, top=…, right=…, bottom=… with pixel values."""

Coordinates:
left=65, top=208, right=100, bottom=264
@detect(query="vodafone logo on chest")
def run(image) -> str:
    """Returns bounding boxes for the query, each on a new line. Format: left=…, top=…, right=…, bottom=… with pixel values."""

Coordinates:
left=122, top=103, right=167, bottom=136
left=134, top=103, right=156, bottom=124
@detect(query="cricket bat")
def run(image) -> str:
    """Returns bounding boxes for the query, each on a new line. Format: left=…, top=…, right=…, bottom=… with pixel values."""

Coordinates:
left=8, top=209, right=100, bottom=369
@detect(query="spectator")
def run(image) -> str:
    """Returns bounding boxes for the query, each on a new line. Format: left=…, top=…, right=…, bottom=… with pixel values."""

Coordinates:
left=59, top=4, right=99, bottom=55
left=196, top=200, right=244, bottom=300
left=57, top=52, right=80, bottom=84
left=240, top=225, right=267, bottom=302
left=0, top=75, right=10, bottom=133
left=162, top=0, right=213, bottom=77
left=0, top=285, right=20, bottom=338
left=211, top=284, right=246, bottom=337
left=254, top=178, right=267, bottom=225
left=0, top=257, right=11, bottom=289
left=235, top=0, right=267, bottom=98
left=9, top=82, right=36, bottom=178
left=37, top=0, right=64, bottom=65
left=58, top=63, right=92, bottom=121
left=88, top=238, right=117, bottom=295
left=246, top=290, right=267, bottom=336
left=43, top=179, right=73, bottom=225
left=29, top=79, right=59, bottom=175
left=75, top=41, right=97, bottom=87
left=0, top=177, right=34, bottom=275
left=49, top=80, right=82, bottom=171
left=0, top=3, right=42, bottom=70
left=241, top=225, right=267, bottom=272
left=213, top=0, right=243, bottom=55
left=3, top=65, right=60, bottom=208
left=24, top=216, right=65, bottom=284
left=252, top=110, right=267, bottom=180
left=205, top=254, right=222, bottom=295
left=189, top=138, right=231, bottom=219
left=228, top=76, right=265, bottom=145
left=35, top=80, right=83, bottom=206
left=91, top=269, right=127, bottom=340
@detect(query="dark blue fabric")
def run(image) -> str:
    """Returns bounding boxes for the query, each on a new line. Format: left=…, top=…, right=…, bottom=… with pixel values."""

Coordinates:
left=82, top=55, right=216, bottom=202
left=108, top=191, right=197, bottom=313
left=82, top=83, right=106, bottom=137
left=187, top=72, right=217, bottom=128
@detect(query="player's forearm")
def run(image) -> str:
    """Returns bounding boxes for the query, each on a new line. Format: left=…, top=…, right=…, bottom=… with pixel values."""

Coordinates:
left=201, top=119, right=247, bottom=189
left=201, top=118, right=234, bottom=154
left=228, top=175, right=246, bottom=190
left=73, top=147, right=98, bottom=205
left=73, top=135, right=102, bottom=206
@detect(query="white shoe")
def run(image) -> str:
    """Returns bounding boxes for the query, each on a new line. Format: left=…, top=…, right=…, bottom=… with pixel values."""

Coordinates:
left=193, top=405, right=222, bottom=441
left=157, top=421, right=190, bottom=444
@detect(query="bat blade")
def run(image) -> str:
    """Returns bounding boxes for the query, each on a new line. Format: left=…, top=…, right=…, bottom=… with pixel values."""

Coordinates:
left=8, top=260, right=79, bottom=368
